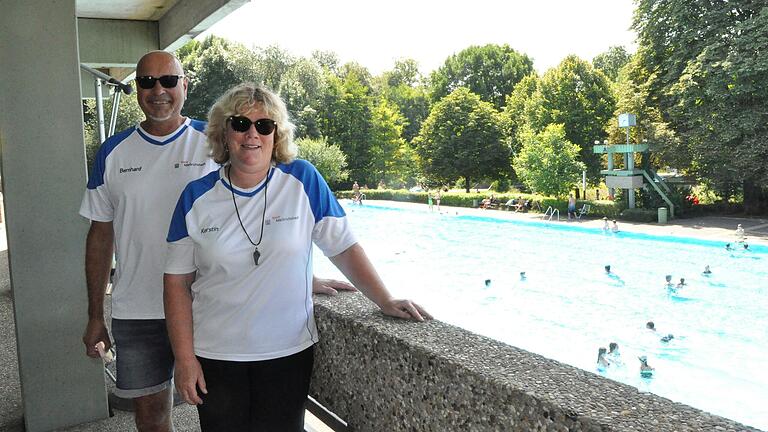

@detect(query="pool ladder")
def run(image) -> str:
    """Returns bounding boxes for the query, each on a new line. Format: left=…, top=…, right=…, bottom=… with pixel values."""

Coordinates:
left=542, top=206, right=560, bottom=221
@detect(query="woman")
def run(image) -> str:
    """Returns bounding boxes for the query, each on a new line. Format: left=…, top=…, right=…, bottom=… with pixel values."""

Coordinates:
left=163, top=83, right=431, bottom=431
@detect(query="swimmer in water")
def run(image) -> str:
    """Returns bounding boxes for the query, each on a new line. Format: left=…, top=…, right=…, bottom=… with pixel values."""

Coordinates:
left=744, top=243, right=750, bottom=250
left=611, top=219, right=619, bottom=233
left=605, top=265, right=612, bottom=274
left=607, top=342, right=622, bottom=365
left=638, top=356, right=655, bottom=377
left=484, top=279, right=491, bottom=287
left=597, top=347, right=611, bottom=370
left=647, top=321, right=674, bottom=342
left=519, top=271, right=526, bottom=281
left=725, top=243, right=733, bottom=251
left=703, top=265, right=712, bottom=275
left=676, top=277, right=686, bottom=289
left=664, top=274, right=674, bottom=287
left=602, top=217, right=609, bottom=231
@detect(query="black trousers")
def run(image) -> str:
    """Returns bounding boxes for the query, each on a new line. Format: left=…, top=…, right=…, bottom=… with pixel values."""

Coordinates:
left=196, top=346, right=314, bottom=432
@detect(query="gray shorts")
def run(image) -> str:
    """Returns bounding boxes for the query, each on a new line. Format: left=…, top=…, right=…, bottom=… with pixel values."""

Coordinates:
left=111, top=318, right=174, bottom=399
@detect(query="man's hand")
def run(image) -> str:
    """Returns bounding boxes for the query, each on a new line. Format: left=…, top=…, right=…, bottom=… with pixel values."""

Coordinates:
left=312, top=277, right=357, bottom=296
left=83, top=318, right=111, bottom=358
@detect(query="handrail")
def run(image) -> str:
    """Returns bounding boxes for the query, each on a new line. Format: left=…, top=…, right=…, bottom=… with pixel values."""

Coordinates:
left=542, top=206, right=560, bottom=221
left=79, top=64, right=133, bottom=95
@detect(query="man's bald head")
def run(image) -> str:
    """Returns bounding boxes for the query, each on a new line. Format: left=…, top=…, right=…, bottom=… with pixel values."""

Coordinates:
left=136, top=51, right=184, bottom=76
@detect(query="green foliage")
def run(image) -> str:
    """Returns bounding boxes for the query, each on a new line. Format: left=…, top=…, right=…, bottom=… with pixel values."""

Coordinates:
left=369, top=100, right=410, bottom=187
left=178, top=36, right=262, bottom=120
left=513, top=124, right=586, bottom=197
left=620, top=208, right=658, bottom=223
left=592, top=46, right=632, bottom=81
left=296, top=137, right=349, bottom=187
left=316, top=69, right=375, bottom=186
left=376, top=60, right=430, bottom=144
left=633, top=0, right=768, bottom=212
left=429, top=44, right=534, bottom=110
left=414, top=88, right=508, bottom=192
left=527, top=56, right=616, bottom=180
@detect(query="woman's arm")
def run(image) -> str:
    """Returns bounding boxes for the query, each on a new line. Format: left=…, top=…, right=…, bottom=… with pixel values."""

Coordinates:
left=164, top=272, right=206, bottom=404
left=329, top=243, right=432, bottom=321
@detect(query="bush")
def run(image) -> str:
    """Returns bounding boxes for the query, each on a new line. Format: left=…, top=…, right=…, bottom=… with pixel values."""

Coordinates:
left=620, top=208, right=658, bottom=222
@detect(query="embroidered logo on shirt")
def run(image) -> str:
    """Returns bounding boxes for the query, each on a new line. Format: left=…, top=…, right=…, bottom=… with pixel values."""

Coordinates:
left=119, top=166, right=142, bottom=173
left=174, top=160, right=207, bottom=168
left=269, top=215, right=299, bottom=225
left=200, top=227, right=220, bottom=234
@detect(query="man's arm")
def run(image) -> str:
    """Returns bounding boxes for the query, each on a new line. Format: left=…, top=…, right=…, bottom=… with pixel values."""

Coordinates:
left=82, top=221, right=114, bottom=358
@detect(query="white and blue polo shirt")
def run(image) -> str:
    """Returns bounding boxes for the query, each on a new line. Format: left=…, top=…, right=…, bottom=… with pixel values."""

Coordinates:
left=164, top=160, right=356, bottom=361
left=80, top=118, right=219, bottom=319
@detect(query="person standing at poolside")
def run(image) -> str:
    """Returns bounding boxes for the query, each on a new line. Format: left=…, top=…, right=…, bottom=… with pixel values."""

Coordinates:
left=80, top=51, right=353, bottom=431
left=435, top=189, right=442, bottom=212
left=567, top=193, right=576, bottom=220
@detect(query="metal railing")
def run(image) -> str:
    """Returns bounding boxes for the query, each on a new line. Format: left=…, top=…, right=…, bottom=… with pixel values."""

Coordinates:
left=542, top=206, right=560, bottom=221
left=80, top=64, right=133, bottom=144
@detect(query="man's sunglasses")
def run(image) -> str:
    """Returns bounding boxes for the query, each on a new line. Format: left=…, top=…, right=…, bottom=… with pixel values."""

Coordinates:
left=228, top=116, right=277, bottom=135
left=135, top=75, right=185, bottom=89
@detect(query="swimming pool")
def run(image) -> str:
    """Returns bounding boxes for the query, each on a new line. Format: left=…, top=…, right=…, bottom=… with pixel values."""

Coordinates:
left=313, top=201, right=768, bottom=430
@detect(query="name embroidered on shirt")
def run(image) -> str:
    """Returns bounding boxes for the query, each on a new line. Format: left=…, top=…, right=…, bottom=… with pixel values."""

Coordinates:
left=119, top=166, right=142, bottom=173
left=201, top=227, right=220, bottom=234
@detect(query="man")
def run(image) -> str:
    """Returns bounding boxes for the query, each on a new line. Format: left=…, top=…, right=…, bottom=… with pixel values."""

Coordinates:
left=81, top=51, right=352, bottom=431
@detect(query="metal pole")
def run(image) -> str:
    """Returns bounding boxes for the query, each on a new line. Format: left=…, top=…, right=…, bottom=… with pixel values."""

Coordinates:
left=94, top=78, right=106, bottom=144
left=108, top=89, right=122, bottom=137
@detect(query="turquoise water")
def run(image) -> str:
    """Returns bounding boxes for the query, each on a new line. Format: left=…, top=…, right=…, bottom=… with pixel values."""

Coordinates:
left=313, top=201, right=768, bottom=430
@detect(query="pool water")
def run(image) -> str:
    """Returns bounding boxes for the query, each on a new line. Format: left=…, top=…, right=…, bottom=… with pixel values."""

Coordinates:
left=313, top=201, right=768, bottom=430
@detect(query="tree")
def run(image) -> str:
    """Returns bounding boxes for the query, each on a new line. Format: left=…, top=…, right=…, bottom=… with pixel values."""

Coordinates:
left=501, top=74, right=540, bottom=158
left=369, top=100, right=409, bottom=187
left=296, top=137, right=349, bottom=187
left=513, top=124, right=585, bottom=197
left=414, top=87, right=508, bottom=192
left=429, top=44, right=534, bottom=110
left=592, top=46, right=632, bottom=81
left=375, top=59, right=430, bottom=144
left=316, top=68, right=375, bottom=186
left=527, top=55, right=615, bottom=180
left=634, top=0, right=768, bottom=212
left=179, top=36, right=261, bottom=120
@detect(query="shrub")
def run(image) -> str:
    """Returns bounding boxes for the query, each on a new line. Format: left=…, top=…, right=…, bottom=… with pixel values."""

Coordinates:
left=620, top=208, right=658, bottom=222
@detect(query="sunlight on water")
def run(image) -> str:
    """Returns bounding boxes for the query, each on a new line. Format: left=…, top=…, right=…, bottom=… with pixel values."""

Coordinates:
left=314, top=201, right=768, bottom=430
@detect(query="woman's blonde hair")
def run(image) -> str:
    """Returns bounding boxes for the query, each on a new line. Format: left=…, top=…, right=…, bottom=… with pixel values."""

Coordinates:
left=207, top=83, right=297, bottom=164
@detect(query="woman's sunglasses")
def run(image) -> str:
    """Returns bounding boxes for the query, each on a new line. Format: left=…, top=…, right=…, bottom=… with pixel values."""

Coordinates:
left=228, top=116, right=277, bottom=135
left=135, top=75, right=185, bottom=89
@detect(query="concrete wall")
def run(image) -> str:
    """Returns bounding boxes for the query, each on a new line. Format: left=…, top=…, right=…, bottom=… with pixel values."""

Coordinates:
left=311, top=294, right=760, bottom=432
left=0, top=1, right=108, bottom=430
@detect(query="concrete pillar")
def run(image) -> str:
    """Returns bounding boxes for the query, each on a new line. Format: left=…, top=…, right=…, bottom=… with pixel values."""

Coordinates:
left=0, top=1, right=109, bottom=431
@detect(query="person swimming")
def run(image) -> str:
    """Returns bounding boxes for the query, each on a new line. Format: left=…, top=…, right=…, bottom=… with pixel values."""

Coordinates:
left=676, top=277, right=686, bottom=289
left=744, top=243, right=750, bottom=250
left=519, top=271, right=526, bottom=281
left=607, top=342, right=622, bottom=365
left=647, top=321, right=674, bottom=343
left=611, top=220, right=619, bottom=233
left=703, top=265, right=712, bottom=275
left=602, top=217, right=609, bottom=231
left=664, top=274, right=674, bottom=287
left=725, top=243, right=733, bottom=251
left=597, top=347, right=611, bottom=371
left=638, top=355, right=655, bottom=377
left=484, top=279, right=491, bottom=287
